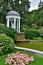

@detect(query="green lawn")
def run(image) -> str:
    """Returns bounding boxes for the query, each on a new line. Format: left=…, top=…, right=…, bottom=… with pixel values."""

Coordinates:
left=15, top=42, right=43, bottom=51
left=0, top=49, right=43, bottom=65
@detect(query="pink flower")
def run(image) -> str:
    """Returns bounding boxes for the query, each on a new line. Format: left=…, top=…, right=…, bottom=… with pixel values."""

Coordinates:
left=30, top=56, right=34, bottom=61
left=5, top=52, right=34, bottom=65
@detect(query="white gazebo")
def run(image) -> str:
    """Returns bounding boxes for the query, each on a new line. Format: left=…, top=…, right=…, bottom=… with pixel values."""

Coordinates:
left=6, top=10, right=21, bottom=33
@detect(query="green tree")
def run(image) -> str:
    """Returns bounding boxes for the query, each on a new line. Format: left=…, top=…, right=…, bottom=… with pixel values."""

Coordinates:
left=0, top=0, right=30, bottom=24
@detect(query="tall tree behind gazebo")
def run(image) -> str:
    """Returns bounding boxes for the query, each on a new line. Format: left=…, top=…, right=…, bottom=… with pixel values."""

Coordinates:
left=0, top=0, right=30, bottom=24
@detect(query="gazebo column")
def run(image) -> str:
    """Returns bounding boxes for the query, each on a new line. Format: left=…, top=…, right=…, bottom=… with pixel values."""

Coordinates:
left=17, top=21, right=19, bottom=32
left=7, top=18, right=9, bottom=27
left=14, top=18, right=16, bottom=29
left=18, top=19, right=20, bottom=32
left=11, top=22, right=13, bottom=28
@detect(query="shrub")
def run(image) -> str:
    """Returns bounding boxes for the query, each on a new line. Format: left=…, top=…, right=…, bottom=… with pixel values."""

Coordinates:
left=0, top=34, right=14, bottom=53
left=21, top=25, right=29, bottom=32
left=5, top=52, right=34, bottom=65
left=33, top=37, right=43, bottom=40
left=0, top=23, right=17, bottom=39
left=38, top=27, right=43, bottom=38
left=24, top=29, right=40, bottom=40
left=5, top=27, right=16, bottom=39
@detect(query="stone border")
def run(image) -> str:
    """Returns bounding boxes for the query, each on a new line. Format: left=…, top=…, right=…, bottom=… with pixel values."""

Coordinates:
left=15, top=47, right=43, bottom=57
left=30, top=40, right=43, bottom=42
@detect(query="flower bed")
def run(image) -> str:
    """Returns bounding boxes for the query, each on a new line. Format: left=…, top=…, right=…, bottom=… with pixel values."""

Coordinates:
left=5, top=52, right=34, bottom=65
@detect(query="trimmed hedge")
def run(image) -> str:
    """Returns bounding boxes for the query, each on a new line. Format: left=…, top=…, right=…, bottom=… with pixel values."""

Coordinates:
left=24, top=29, right=40, bottom=40
left=0, top=23, right=16, bottom=39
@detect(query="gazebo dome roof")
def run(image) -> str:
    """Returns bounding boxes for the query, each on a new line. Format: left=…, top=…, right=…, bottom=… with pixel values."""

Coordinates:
left=7, top=10, right=20, bottom=16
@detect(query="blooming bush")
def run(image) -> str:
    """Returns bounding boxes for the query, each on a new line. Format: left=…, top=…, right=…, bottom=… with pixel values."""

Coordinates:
left=5, top=52, right=34, bottom=65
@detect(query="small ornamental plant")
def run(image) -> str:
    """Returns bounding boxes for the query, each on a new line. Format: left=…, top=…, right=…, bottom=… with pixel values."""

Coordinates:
left=5, top=52, right=34, bottom=65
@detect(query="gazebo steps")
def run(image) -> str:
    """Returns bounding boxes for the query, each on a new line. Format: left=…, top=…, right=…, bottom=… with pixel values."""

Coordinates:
left=15, top=32, right=30, bottom=44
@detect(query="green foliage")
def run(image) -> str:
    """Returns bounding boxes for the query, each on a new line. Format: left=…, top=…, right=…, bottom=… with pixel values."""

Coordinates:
left=0, top=23, right=17, bottom=39
left=38, top=27, right=43, bottom=38
left=21, top=25, right=29, bottom=31
left=14, top=0, right=30, bottom=12
left=24, top=29, right=40, bottom=40
left=33, top=37, right=43, bottom=40
left=0, top=34, right=14, bottom=53
left=0, top=0, right=30, bottom=24
left=21, top=7, right=43, bottom=28
left=29, top=7, right=43, bottom=27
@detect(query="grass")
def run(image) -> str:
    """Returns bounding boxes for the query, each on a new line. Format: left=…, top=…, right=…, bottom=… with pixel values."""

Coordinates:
left=0, top=49, right=43, bottom=65
left=15, top=42, right=43, bottom=51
